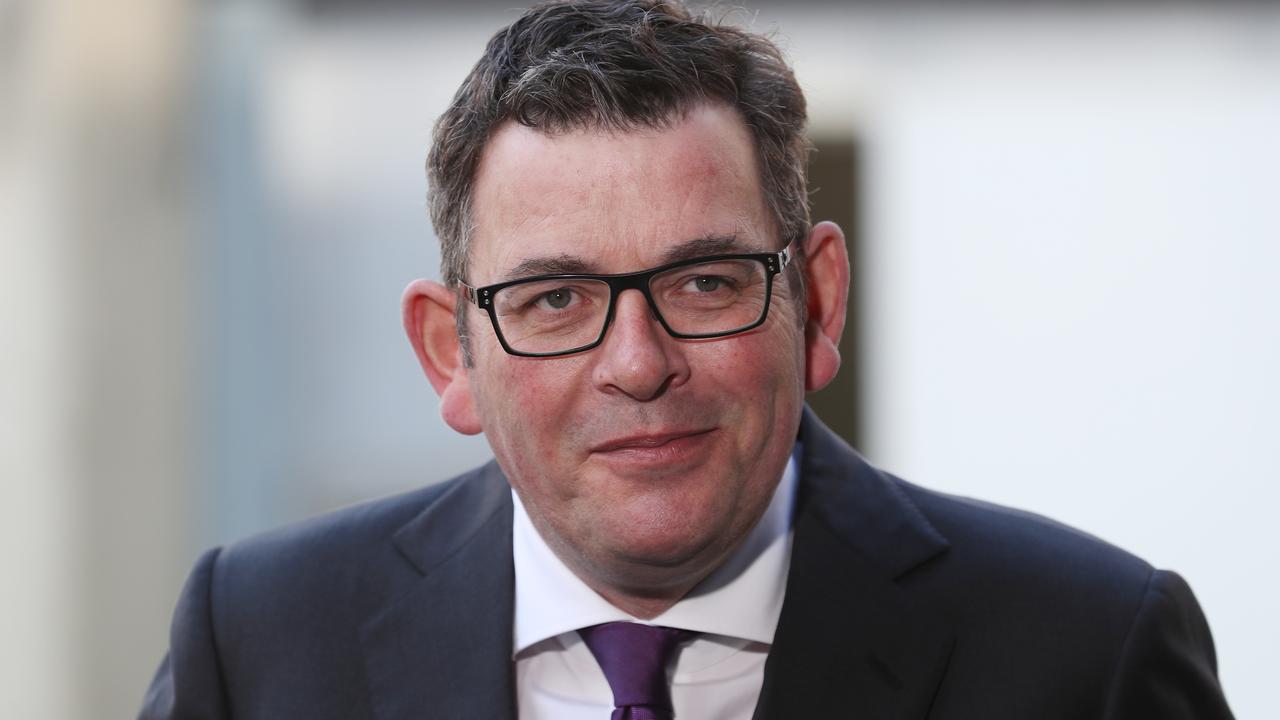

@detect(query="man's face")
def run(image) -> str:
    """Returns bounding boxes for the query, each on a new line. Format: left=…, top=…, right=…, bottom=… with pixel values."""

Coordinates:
left=463, top=105, right=809, bottom=597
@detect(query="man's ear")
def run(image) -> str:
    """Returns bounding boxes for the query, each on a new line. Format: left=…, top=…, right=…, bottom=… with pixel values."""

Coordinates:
left=402, top=279, right=483, bottom=435
left=801, top=221, right=850, bottom=392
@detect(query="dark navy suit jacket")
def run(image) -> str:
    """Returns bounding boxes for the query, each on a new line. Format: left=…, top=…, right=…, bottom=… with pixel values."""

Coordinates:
left=140, top=410, right=1234, bottom=718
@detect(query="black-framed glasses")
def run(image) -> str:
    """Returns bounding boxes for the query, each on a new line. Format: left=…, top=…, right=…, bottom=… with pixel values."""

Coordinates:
left=460, top=239, right=795, bottom=357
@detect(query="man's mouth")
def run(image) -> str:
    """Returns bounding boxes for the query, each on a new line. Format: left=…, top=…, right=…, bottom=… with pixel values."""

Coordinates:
left=591, top=429, right=714, bottom=453
left=588, top=428, right=717, bottom=467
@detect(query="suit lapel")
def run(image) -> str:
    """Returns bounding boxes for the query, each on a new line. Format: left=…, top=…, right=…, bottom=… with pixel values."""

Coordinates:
left=753, top=410, right=955, bottom=720
left=360, top=462, right=517, bottom=720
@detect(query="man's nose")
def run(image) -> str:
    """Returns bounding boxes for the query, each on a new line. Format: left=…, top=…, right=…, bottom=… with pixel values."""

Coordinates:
left=591, top=289, right=690, bottom=401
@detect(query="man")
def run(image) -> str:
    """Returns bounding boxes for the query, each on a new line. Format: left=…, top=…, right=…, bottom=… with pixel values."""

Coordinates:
left=141, top=1, right=1234, bottom=718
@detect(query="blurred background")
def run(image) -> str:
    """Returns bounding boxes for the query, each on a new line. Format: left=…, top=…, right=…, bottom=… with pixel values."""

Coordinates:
left=2, top=1, right=1277, bottom=717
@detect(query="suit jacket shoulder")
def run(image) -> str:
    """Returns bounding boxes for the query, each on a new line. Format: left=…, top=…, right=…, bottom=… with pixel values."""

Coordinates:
left=900, top=479, right=1232, bottom=718
left=898, top=476, right=1157, bottom=637
left=140, top=461, right=518, bottom=720
left=753, top=409, right=1233, bottom=719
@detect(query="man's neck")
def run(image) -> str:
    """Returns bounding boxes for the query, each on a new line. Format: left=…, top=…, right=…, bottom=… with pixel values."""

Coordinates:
left=579, top=559, right=732, bottom=620
left=594, top=588, right=683, bottom=620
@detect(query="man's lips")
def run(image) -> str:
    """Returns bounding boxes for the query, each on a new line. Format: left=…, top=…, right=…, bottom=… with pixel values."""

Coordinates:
left=589, top=428, right=715, bottom=454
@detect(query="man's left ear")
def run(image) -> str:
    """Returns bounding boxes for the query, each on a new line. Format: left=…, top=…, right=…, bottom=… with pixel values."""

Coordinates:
left=800, top=221, right=850, bottom=392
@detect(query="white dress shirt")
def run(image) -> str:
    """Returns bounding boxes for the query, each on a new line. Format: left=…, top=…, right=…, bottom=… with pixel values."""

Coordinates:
left=512, top=446, right=799, bottom=720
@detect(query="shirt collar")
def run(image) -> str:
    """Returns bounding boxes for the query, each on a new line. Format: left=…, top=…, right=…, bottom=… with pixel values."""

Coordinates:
left=512, top=443, right=799, bottom=656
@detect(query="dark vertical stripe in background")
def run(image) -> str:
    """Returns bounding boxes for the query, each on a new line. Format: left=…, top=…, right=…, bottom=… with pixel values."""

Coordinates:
left=805, top=137, right=861, bottom=449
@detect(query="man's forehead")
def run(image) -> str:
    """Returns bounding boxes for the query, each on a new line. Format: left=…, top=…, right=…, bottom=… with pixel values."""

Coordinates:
left=474, top=109, right=757, bottom=195
left=467, top=106, right=771, bottom=282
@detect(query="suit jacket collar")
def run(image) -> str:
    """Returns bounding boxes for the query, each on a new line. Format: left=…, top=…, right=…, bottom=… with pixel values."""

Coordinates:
left=794, top=407, right=950, bottom=579
left=360, top=460, right=517, bottom=720
left=753, top=408, right=954, bottom=719
left=359, top=408, right=953, bottom=720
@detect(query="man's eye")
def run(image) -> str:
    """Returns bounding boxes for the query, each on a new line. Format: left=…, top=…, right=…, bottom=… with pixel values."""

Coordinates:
left=688, top=276, right=729, bottom=292
left=538, top=288, right=576, bottom=310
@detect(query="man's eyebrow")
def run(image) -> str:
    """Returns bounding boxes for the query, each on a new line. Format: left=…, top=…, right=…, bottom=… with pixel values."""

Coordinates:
left=657, top=234, right=761, bottom=265
left=499, top=255, right=598, bottom=282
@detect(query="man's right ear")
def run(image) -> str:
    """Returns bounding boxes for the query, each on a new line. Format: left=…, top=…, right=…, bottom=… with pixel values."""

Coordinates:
left=402, top=279, right=483, bottom=435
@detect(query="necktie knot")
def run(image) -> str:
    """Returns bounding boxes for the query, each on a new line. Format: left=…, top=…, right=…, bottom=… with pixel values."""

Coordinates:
left=578, top=622, right=694, bottom=720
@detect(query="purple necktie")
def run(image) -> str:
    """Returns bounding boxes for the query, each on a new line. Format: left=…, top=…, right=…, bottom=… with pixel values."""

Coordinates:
left=578, top=622, right=694, bottom=720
